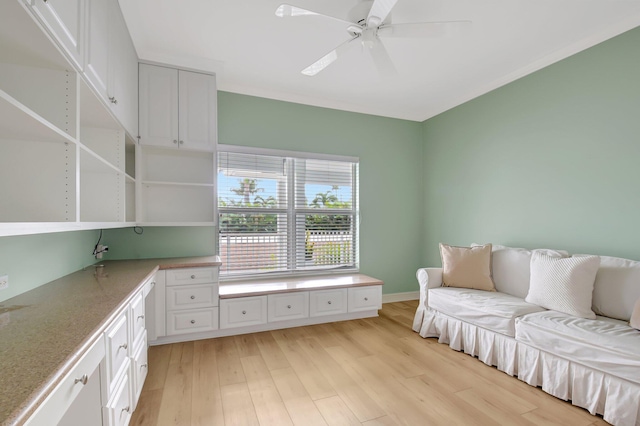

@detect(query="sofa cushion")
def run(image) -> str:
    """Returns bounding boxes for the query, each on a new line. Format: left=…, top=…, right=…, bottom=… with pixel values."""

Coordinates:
left=440, top=243, right=495, bottom=291
left=428, top=287, right=545, bottom=337
left=473, top=244, right=568, bottom=298
left=526, top=253, right=600, bottom=319
left=516, top=310, right=640, bottom=385
left=589, top=255, right=640, bottom=321
left=631, top=298, right=640, bottom=330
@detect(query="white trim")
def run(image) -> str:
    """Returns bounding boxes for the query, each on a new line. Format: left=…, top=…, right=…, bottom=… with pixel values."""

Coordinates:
left=217, top=143, right=359, bottom=163
left=382, top=291, right=419, bottom=303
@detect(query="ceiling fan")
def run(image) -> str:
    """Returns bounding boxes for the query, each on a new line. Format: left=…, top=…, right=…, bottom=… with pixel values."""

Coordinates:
left=275, top=0, right=471, bottom=77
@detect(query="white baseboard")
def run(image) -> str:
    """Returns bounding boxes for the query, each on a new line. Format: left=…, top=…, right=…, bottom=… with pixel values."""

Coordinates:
left=382, top=291, right=419, bottom=303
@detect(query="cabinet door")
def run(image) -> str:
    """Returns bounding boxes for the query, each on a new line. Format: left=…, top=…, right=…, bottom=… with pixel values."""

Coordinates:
left=85, top=0, right=109, bottom=99
left=139, top=64, right=179, bottom=148
left=178, top=70, right=217, bottom=151
left=32, top=0, right=85, bottom=70
left=107, top=0, right=138, bottom=138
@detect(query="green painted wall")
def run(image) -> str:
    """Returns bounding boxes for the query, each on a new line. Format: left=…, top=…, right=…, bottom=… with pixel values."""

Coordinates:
left=0, top=230, right=99, bottom=302
left=422, top=27, right=640, bottom=266
left=218, top=92, right=425, bottom=294
left=104, top=226, right=215, bottom=259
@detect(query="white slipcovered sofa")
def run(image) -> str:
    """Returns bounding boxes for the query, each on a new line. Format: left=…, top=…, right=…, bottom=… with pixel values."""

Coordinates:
left=413, top=245, right=640, bottom=426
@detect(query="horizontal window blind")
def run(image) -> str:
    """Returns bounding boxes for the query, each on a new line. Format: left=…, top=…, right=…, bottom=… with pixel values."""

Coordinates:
left=218, top=150, right=358, bottom=277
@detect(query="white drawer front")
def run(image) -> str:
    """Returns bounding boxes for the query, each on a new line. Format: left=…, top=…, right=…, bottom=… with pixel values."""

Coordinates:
left=310, top=288, right=348, bottom=317
left=268, top=292, right=309, bottom=322
left=348, top=286, right=382, bottom=312
left=166, top=283, right=218, bottom=310
left=26, top=337, right=105, bottom=426
left=131, top=331, right=148, bottom=409
left=166, top=267, right=218, bottom=286
left=103, top=369, right=132, bottom=426
left=220, top=296, right=267, bottom=329
left=130, top=291, right=145, bottom=348
left=104, top=312, right=130, bottom=396
left=166, top=307, right=219, bottom=335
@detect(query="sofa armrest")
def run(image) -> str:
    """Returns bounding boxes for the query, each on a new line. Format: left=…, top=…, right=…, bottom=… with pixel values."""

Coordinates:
left=413, top=267, right=443, bottom=332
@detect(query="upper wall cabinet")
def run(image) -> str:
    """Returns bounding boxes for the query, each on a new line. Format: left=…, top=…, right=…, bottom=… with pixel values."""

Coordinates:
left=85, top=0, right=138, bottom=139
left=32, top=0, right=85, bottom=70
left=139, top=64, right=217, bottom=152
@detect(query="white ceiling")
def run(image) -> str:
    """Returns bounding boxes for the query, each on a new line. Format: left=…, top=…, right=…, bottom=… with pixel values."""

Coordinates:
left=119, top=0, right=640, bottom=122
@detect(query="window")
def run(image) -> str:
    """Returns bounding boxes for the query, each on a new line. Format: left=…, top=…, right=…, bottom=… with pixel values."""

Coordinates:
left=217, top=146, right=359, bottom=278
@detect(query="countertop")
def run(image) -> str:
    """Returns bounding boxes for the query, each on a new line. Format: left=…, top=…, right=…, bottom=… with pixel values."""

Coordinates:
left=0, top=256, right=221, bottom=426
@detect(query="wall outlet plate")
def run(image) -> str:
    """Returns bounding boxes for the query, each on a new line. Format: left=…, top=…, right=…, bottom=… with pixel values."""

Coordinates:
left=0, top=275, right=8, bottom=290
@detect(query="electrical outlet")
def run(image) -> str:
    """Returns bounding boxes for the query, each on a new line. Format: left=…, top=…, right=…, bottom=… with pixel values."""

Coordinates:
left=0, top=275, right=8, bottom=290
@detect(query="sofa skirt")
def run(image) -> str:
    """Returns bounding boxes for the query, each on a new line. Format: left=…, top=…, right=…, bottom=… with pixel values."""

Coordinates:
left=415, top=308, right=640, bottom=426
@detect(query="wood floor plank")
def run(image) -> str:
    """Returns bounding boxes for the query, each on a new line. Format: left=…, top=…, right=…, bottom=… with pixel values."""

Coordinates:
left=240, top=355, right=293, bottom=426
left=130, top=389, right=163, bottom=425
left=220, top=382, right=259, bottom=426
left=215, top=335, right=246, bottom=386
left=157, top=358, right=193, bottom=426
left=253, top=331, right=291, bottom=371
left=270, top=367, right=328, bottom=426
left=361, top=415, right=399, bottom=426
left=143, top=344, right=172, bottom=391
left=191, top=339, right=224, bottom=426
left=233, top=333, right=261, bottom=358
left=314, top=395, right=361, bottom=426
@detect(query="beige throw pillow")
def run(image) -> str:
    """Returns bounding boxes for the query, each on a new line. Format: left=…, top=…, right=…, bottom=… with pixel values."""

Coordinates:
left=440, top=243, right=496, bottom=291
left=631, top=298, right=640, bottom=330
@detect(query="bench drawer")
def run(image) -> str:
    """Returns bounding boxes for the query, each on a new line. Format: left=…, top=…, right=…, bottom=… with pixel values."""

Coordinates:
left=268, top=292, right=309, bottom=322
left=220, top=296, right=267, bottom=329
left=348, top=286, right=382, bottom=312
left=310, top=288, right=348, bottom=317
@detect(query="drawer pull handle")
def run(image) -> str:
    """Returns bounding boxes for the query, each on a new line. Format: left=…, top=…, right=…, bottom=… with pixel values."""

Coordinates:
left=287, top=305, right=291, bottom=309
left=190, top=295, right=195, bottom=300
left=151, top=281, right=156, bottom=287
left=119, top=343, right=128, bottom=350
left=74, top=374, right=88, bottom=385
left=137, top=315, right=145, bottom=320
left=190, top=320, right=196, bottom=324
left=242, top=310, right=246, bottom=315
left=364, top=297, right=368, bottom=301
left=190, top=275, right=196, bottom=279
left=141, top=363, right=148, bottom=370
left=109, top=96, right=118, bottom=105
left=122, top=406, right=130, bottom=413
left=327, top=301, right=332, bottom=305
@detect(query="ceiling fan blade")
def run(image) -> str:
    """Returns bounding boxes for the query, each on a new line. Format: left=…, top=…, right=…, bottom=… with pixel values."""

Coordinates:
left=368, top=39, right=397, bottom=78
left=378, top=20, right=472, bottom=38
left=366, top=0, right=398, bottom=27
left=275, top=3, right=359, bottom=28
left=301, top=37, right=359, bottom=76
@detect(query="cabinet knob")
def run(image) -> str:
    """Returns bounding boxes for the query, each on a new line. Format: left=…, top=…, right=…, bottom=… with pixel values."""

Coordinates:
left=242, top=310, right=246, bottom=315
left=119, top=343, right=128, bottom=350
left=364, top=297, right=368, bottom=301
left=151, top=281, right=156, bottom=287
left=327, top=300, right=332, bottom=305
left=74, top=374, right=88, bottom=385
left=173, top=140, right=178, bottom=144
left=190, top=295, right=195, bottom=300
left=141, top=364, right=148, bottom=370
left=121, top=406, right=130, bottom=413
left=137, top=315, right=145, bottom=320
left=179, top=140, right=184, bottom=145
left=108, top=96, right=118, bottom=105
left=287, top=305, right=291, bottom=309
left=190, top=319, right=196, bottom=324
left=191, top=275, right=196, bottom=279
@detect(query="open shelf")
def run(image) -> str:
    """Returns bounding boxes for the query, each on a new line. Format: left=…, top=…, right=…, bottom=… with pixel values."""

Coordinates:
left=80, top=148, right=124, bottom=222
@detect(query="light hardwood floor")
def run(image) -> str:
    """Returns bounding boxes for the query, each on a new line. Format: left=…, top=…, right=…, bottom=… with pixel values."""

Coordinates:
left=131, top=301, right=609, bottom=425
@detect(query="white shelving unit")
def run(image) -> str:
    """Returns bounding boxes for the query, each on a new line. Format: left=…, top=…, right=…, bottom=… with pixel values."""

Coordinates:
left=0, top=0, right=137, bottom=237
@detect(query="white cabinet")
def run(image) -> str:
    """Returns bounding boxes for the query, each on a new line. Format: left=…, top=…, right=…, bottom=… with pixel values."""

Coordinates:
left=85, top=0, right=109, bottom=100
left=348, top=286, right=382, bottom=312
left=25, top=337, right=105, bottom=426
left=268, top=292, right=309, bottom=322
left=103, top=368, right=132, bottom=426
left=32, top=0, right=85, bottom=69
left=310, top=288, right=348, bottom=317
left=139, top=64, right=217, bottom=151
left=164, top=267, right=220, bottom=336
left=104, top=310, right=130, bottom=398
left=220, top=296, right=268, bottom=329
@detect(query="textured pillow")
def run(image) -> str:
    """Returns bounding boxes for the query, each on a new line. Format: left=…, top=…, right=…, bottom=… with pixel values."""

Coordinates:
left=440, top=243, right=495, bottom=291
left=631, top=298, right=640, bottom=330
left=472, top=243, right=568, bottom=298
left=526, top=253, right=600, bottom=319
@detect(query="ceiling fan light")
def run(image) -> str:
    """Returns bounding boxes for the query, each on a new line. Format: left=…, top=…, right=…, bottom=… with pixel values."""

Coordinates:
left=367, top=15, right=382, bottom=28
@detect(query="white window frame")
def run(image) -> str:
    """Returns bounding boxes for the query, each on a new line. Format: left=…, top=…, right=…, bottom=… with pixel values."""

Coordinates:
left=217, top=144, right=359, bottom=280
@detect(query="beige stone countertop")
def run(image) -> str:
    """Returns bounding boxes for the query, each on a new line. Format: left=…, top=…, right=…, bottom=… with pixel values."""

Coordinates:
left=0, top=256, right=221, bottom=426
left=219, top=273, right=383, bottom=298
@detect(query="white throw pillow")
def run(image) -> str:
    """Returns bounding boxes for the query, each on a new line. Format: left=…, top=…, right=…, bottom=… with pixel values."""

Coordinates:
left=631, top=298, right=640, bottom=330
left=526, top=253, right=600, bottom=319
